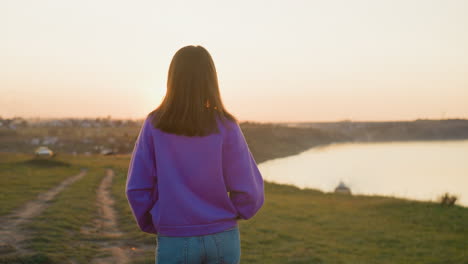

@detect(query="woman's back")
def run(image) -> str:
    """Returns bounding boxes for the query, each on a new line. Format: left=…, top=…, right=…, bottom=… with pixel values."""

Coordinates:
left=126, top=114, right=264, bottom=237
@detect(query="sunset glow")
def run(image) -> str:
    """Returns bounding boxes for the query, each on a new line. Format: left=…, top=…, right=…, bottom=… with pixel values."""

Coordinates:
left=2, top=0, right=467, bottom=122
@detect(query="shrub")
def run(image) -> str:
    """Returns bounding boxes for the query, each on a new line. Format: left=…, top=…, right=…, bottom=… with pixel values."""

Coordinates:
left=439, top=193, right=458, bottom=206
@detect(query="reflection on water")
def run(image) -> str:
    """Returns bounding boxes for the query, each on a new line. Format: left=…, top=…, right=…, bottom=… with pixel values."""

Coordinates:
left=259, top=140, right=468, bottom=206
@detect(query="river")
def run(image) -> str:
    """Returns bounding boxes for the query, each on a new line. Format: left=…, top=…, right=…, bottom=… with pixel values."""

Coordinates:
left=259, top=140, right=468, bottom=206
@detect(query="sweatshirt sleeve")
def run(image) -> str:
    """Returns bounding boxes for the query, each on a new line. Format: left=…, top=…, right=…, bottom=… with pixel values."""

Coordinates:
left=223, top=121, right=265, bottom=220
left=126, top=118, right=158, bottom=234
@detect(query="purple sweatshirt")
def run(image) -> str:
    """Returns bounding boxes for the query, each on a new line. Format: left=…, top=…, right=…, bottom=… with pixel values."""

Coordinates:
left=125, top=115, right=264, bottom=237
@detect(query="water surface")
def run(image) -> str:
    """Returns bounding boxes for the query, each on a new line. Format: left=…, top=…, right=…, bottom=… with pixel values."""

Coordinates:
left=259, top=140, right=468, bottom=206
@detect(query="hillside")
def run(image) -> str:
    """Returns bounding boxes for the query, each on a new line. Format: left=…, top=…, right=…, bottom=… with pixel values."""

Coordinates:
left=291, top=119, right=468, bottom=142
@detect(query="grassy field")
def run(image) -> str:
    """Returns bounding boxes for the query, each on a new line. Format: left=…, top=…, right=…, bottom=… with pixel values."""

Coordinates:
left=0, top=153, right=467, bottom=264
left=24, top=168, right=105, bottom=263
left=0, top=154, right=82, bottom=217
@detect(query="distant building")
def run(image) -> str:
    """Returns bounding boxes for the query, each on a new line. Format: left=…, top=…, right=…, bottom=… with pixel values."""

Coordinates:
left=334, top=181, right=352, bottom=194
left=31, top=138, right=40, bottom=145
left=42, top=136, right=59, bottom=145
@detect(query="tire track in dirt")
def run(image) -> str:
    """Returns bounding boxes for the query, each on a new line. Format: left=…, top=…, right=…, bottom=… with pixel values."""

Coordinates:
left=0, top=169, right=88, bottom=254
left=90, top=169, right=129, bottom=264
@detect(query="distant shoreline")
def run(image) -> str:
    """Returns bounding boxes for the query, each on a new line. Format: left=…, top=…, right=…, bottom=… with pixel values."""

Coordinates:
left=256, top=138, right=468, bottom=165
left=241, top=119, right=468, bottom=164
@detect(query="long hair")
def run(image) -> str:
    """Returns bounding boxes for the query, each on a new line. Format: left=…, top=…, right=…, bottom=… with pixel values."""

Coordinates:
left=149, top=45, right=237, bottom=137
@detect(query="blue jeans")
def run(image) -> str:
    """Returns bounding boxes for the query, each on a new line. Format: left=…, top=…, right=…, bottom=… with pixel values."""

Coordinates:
left=156, top=225, right=241, bottom=264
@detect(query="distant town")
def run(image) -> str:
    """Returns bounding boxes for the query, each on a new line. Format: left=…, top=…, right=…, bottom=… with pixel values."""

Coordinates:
left=0, top=116, right=142, bottom=155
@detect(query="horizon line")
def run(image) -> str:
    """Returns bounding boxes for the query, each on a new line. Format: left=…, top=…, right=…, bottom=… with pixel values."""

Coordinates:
left=2, top=115, right=468, bottom=124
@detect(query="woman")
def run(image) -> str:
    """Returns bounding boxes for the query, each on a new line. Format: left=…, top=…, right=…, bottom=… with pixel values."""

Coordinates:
left=126, top=45, right=265, bottom=264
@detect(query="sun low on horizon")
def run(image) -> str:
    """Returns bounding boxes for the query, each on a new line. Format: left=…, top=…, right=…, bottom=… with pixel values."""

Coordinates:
left=2, top=0, right=468, bottom=122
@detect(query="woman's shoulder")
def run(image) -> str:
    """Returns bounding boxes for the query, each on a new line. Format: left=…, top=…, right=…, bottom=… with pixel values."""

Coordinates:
left=216, top=116, right=247, bottom=148
left=216, top=114, right=240, bottom=134
left=143, top=110, right=161, bottom=131
left=142, top=113, right=154, bottom=130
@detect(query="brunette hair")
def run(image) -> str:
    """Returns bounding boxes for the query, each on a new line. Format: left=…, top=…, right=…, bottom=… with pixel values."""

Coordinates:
left=149, top=45, right=237, bottom=136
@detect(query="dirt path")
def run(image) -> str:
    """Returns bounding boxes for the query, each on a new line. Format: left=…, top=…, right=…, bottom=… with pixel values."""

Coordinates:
left=90, top=169, right=129, bottom=264
left=0, top=169, right=88, bottom=254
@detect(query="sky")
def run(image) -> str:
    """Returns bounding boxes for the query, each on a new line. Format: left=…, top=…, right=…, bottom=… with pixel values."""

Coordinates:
left=2, top=0, right=468, bottom=122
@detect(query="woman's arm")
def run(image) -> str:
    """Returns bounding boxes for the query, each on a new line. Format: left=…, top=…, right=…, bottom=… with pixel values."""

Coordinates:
left=126, top=118, right=158, bottom=234
left=223, top=122, right=265, bottom=220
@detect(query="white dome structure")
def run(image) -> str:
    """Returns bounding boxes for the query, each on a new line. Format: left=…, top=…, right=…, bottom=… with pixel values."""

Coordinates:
left=334, top=181, right=351, bottom=194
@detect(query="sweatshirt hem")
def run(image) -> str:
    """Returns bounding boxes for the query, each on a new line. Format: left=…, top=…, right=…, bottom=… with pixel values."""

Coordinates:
left=157, top=219, right=238, bottom=237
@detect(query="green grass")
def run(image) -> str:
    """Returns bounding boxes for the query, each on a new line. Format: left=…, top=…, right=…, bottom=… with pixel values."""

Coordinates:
left=1, top=153, right=467, bottom=263
left=22, top=168, right=106, bottom=263
left=111, top=168, right=156, bottom=263
left=237, top=183, right=468, bottom=263
left=0, top=154, right=81, bottom=216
